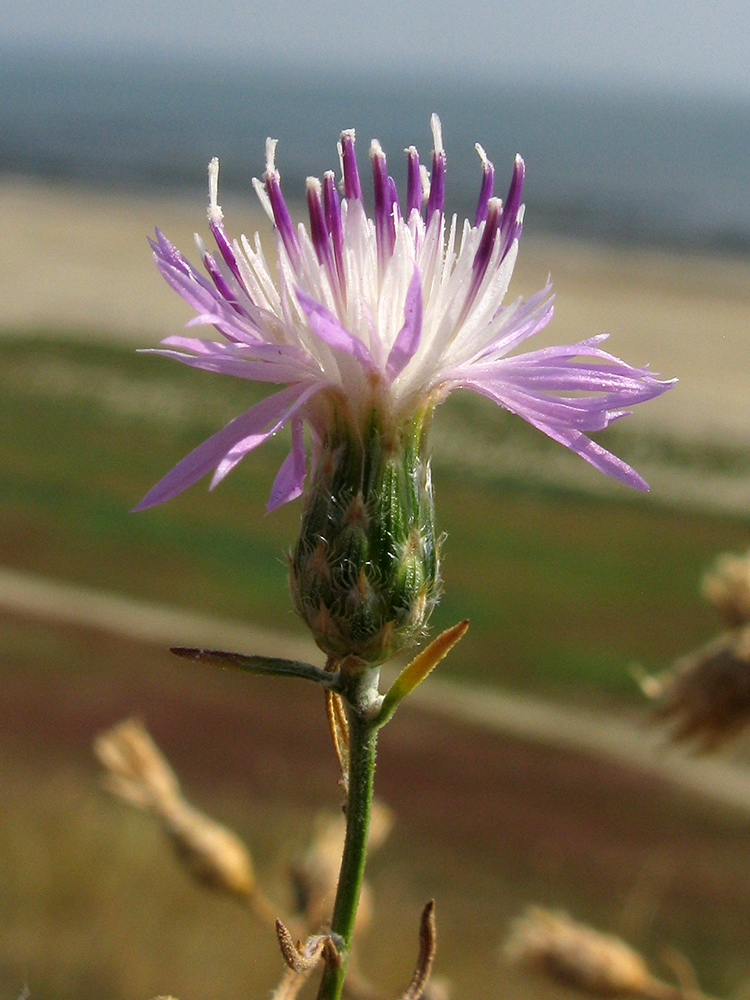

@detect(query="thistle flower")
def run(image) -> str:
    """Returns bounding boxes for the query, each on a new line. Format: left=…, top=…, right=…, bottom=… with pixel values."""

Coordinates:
left=136, top=116, right=672, bottom=662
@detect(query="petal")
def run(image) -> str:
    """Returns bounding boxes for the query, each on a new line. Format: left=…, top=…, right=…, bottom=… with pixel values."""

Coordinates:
left=210, top=381, right=323, bottom=487
left=386, top=268, right=423, bottom=379
left=462, top=380, right=649, bottom=490
left=266, top=417, right=306, bottom=511
left=143, top=348, right=314, bottom=384
left=133, top=384, right=318, bottom=510
left=158, top=336, right=309, bottom=364
left=296, top=289, right=376, bottom=372
left=532, top=419, right=650, bottom=491
left=142, top=337, right=318, bottom=383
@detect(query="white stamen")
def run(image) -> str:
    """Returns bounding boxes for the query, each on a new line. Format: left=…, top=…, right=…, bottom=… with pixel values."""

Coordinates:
left=369, top=138, right=385, bottom=162
left=207, top=157, right=223, bottom=223
left=475, top=143, right=490, bottom=170
left=194, top=233, right=207, bottom=257
left=252, top=177, right=274, bottom=222
left=517, top=204, right=526, bottom=225
left=306, top=176, right=322, bottom=196
left=419, top=165, right=430, bottom=202
left=430, top=113, right=444, bottom=155
left=265, top=137, right=279, bottom=176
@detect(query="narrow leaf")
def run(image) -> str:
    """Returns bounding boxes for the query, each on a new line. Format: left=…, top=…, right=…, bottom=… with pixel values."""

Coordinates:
left=171, top=647, right=337, bottom=686
left=375, top=620, right=469, bottom=727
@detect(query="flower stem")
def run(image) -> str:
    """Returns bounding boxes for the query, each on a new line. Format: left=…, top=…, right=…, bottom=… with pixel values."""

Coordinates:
left=316, top=679, right=379, bottom=1000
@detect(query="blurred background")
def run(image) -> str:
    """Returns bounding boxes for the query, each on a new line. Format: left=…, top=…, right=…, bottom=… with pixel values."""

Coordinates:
left=2, top=1, right=750, bottom=997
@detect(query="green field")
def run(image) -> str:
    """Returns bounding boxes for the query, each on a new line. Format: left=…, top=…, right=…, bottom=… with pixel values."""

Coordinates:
left=5, top=612, right=750, bottom=1000
left=4, top=334, right=750, bottom=998
left=1, top=334, right=748, bottom=703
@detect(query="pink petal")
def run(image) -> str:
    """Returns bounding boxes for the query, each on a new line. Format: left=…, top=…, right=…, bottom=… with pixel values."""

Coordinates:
left=266, top=417, right=306, bottom=512
left=296, top=289, right=376, bottom=372
left=386, top=268, right=423, bottom=379
left=133, top=384, right=317, bottom=510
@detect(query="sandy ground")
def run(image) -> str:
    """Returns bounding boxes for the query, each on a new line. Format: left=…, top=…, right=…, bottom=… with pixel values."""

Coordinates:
left=2, top=176, right=749, bottom=444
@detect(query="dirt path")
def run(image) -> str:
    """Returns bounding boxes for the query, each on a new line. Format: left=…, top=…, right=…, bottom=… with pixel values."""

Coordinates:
left=3, top=564, right=750, bottom=816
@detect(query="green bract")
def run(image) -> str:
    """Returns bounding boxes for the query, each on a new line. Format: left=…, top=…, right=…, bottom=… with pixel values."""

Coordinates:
left=290, top=407, right=440, bottom=666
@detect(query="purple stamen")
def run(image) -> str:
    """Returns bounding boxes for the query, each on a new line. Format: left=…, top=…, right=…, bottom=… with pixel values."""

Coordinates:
left=323, top=170, right=345, bottom=293
left=339, top=129, right=363, bottom=202
left=499, top=154, right=525, bottom=254
left=454, top=197, right=503, bottom=323
left=425, top=114, right=446, bottom=222
left=472, top=197, right=502, bottom=281
left=388, top=176, right=402, bottom=222
left=306, top=177, right=333, bottom=270
left=263, top=148, right=301, bottom=267
left=371, top=140, right=395, bottom=262
left=425, top=150, right=445, bottom=221
left=201, top=248, right=244, bottom=314
left=473, top=143, right=495, bottom=226
left=206, top=220, right=255, bottom=307
left=405, top=146, right=423, bottom=218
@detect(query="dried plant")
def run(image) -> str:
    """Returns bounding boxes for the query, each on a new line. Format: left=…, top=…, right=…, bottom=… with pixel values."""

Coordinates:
left=503, top=906, right=719, bottom=1000
left=635, top=545, right=750, bottom=750
left=638, top=621, right=750, bottom=750
left=504, top=906, right=663, bottom=998
left=293, top=802, right=394, bottom=933
left=94, top=718, right=435, bottom=1000
left=94, top=718, right=258, bottom=904
left=702, top=550, right=750, bottom=628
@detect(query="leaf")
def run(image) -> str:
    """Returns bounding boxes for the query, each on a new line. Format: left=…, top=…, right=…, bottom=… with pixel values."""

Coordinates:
left=171, top=647, right=337, bottom=686
left=375, top=620, right=469, bottom=727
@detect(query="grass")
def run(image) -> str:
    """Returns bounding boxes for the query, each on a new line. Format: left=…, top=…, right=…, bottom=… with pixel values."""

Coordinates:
left=4, top=612, right=750, bottom=999
left=2, top=333, right=749, bottom=705
left=4, top=334, right=750, bottom=997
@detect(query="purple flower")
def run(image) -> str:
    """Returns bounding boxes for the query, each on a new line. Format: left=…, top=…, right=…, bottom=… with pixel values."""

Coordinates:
left=135, top=115, right=673, bottom=512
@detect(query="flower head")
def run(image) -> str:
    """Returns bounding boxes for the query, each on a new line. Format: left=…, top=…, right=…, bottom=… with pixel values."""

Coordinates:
left=136, top=118, right=673, bottom=664
left=135, top=114, right=672, bottom=515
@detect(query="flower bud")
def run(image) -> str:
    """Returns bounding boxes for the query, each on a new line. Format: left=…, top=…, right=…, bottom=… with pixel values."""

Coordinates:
left=290, top=407, right=440, bottom=665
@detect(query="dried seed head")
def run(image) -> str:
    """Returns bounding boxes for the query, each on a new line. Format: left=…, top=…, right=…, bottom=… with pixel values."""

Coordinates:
left=702, top=550, right=750, bottom=627
left=503, top=907, right=651, bottom=996
left=95, top=718, right=255, bottom=899
left=163, top=800, right=255, bottom=899
left=642, top=626, right=750, bottom=750
left=93, top=717, right=181, bottom=811
left=293, top=800, right=394, bottom=929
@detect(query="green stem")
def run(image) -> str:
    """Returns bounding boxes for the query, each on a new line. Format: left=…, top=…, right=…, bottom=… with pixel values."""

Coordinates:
left=317, top=679, right=379, bottom=1000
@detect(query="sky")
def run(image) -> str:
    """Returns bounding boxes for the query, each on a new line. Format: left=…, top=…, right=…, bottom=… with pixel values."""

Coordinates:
left=2, top=0, right=750, bottom=99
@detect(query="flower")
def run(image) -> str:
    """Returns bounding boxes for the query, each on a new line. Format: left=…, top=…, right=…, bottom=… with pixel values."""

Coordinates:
left=135, top=117, right=674, bottom=664
left=135, top=114, right=672, bottom=515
